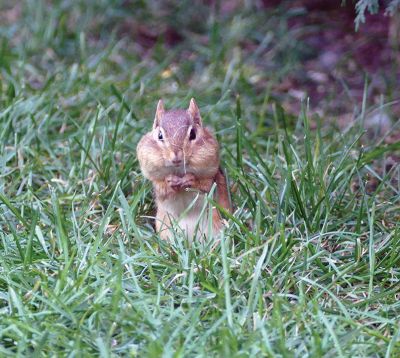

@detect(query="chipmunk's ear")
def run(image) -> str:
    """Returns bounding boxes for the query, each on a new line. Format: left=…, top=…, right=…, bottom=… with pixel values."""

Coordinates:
left=188, top=98, right=202, bottom=127
left=153, top=99, right=165, bottom=129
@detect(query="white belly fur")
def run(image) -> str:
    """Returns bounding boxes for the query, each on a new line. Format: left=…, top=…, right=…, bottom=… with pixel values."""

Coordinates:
left=158, top=190, right=213, bottom=239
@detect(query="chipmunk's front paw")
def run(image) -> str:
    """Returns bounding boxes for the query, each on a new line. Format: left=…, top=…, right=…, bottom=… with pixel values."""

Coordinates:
left=180, top=173, right=196, bottom=189
left=165, top=174, right=182, bottom=191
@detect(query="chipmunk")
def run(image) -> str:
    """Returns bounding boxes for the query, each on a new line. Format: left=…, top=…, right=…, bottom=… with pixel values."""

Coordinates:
left=136, top=98, right=231, bottom=240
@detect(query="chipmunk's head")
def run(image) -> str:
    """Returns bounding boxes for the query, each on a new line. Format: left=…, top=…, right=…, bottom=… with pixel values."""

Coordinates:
left=137, top=98, right=219, bottom=180
left=147, top=98, right=218, bottom=176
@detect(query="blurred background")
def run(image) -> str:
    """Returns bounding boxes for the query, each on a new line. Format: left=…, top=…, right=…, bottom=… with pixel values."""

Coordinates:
left=0, top=0, right=399, bottom=119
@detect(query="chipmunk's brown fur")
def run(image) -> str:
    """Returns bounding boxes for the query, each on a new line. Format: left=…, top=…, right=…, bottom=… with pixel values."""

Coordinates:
left=137, top=98, right=231, bottom=240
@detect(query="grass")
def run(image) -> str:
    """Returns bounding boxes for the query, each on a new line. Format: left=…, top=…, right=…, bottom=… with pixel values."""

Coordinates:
left=0, top=0, right=399, bottom=356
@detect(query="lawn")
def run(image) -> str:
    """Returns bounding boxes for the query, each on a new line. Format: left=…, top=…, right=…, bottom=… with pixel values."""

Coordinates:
left=0, top=1, right=399, bottom=356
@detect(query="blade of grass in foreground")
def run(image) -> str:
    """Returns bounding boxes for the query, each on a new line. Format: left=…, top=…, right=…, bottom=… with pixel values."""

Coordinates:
left=220, top=233, right=233, bottom=328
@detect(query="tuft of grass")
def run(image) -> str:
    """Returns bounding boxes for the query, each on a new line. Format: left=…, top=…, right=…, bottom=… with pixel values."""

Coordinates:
left=0, top=1, right=399, bottom=356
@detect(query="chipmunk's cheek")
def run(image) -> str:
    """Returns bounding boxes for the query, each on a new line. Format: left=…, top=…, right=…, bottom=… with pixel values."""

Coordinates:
left=161, top=150, right=173, bottom=166
left=189, top=149, right=207, bottom=169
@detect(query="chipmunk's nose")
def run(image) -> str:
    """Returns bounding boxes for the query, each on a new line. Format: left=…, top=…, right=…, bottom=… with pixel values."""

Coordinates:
left=171, top=151, right=183, bottom=166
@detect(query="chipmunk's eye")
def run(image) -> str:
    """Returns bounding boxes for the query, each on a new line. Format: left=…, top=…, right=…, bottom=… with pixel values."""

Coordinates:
left=189, top=129, right=196, bottom=141
left=158, top=131, right=163, bottom=140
